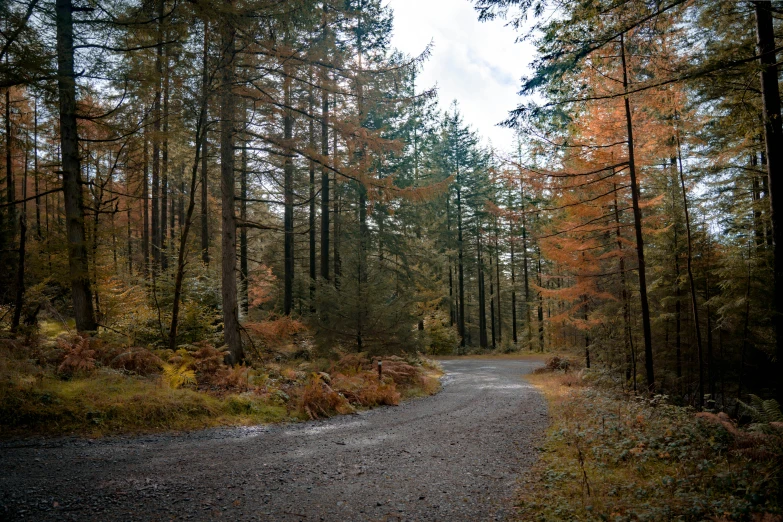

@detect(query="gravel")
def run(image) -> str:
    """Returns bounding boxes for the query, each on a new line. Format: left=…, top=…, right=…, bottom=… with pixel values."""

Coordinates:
left=0, top=357, right=547, bottom=521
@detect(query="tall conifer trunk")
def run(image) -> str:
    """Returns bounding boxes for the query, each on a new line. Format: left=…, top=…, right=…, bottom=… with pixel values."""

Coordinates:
left=151, top=0, right=163, bottom=271
left=319, top=4, right=330, bottom=283
left=55, top=0, right=96, bottom=331
left=753, top=1, right=783, bottom=404
left=620, top=32, right=654, bottom=391
left=308, top=72, right=316, bottom=311
left=477, top=225, right=487, bottom=349
left=457, top=185, right=466, bottom=348
left=240, top=140, right=248, bottom=316
left=510, top=221, right=517, bottom=343
left=142, top=127, right=149, bottom=277
left=200, top=21, right=210, bottom=267
left=675, top=130, right=704, bottom=408
left=283, top=65, right=294, bottom=316
left=219, top=9, right=241, bottom=363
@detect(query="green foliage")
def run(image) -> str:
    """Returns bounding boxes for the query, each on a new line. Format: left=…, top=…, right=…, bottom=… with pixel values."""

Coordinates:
left=739, top=394, right=783, bottom=424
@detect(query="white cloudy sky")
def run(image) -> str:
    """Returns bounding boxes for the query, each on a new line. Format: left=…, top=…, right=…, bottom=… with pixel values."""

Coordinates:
left=388, top=0, right=536, bottom=152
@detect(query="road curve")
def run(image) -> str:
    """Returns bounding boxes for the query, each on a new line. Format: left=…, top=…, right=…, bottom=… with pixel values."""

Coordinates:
left=0, top=358, right=547, bottom=521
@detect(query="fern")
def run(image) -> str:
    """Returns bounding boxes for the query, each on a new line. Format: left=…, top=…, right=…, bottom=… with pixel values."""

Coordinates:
left=738, top=394, right=783, bottom=424
left=161, top=362, right=196, bottom=389
left=57, top=335, right=96, bottom=376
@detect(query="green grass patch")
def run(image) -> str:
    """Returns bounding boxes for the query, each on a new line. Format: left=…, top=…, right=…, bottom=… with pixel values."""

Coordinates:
left=518, top=369, right=783, bottom=521
left=0, top=370, right=289, bottom=437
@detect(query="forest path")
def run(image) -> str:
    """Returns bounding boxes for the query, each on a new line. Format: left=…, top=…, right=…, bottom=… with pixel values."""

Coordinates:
left=0, top=358, right=547, bottom=521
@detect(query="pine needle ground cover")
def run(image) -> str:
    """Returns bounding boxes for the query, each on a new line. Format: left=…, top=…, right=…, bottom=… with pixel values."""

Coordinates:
left=0, top=326, right=442, bottom=438
left=517, top=361, right=783, bottom=522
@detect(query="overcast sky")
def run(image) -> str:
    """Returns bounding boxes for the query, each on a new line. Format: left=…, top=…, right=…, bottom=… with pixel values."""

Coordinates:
left=388, top=0, right=536, bottom=153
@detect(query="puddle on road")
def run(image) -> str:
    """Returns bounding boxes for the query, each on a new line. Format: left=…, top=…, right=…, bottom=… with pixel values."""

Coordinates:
left=283, top=420, right=365, bottom=437
left=475, top=383, right=535, bottom=391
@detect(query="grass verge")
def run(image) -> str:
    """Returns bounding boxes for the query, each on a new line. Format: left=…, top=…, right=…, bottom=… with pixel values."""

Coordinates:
left=517, top=363, right=783, bottom=521
left=0, top=335, right=443, bottom=438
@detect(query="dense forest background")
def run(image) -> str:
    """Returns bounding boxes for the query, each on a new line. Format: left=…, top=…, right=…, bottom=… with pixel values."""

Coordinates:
left=1, top=0, right=781, bottom=412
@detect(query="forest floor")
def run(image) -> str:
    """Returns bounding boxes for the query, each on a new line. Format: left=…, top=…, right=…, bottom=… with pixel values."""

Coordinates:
left=0, top=323, right=442, bottom=438
left=515, top=358, right=783, bottom=521
left=0, top=357, right=547, bottom=521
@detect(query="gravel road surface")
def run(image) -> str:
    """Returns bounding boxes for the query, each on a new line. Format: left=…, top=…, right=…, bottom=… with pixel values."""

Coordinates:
left=0, top=358, right=547, bottom=521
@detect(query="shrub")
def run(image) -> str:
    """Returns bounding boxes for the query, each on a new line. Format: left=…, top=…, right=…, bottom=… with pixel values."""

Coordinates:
left=332, top=371, right=400, bottom=407
left=190, top=342, right=229, bottom=376
left=298, top=373, right=354, bottom=419
left=245, top=316, right=306, bottom=348
left=374, top=356, right=419, bottom=386
left=57, top=335, right=96, bottom=377
left=109, top=348, right=163, bottom=376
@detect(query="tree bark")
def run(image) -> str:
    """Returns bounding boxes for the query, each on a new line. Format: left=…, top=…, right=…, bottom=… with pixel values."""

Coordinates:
left=55, top=0, right=96, bottom=331
left=142, top=127, right=150, bottom=277
left=319, top=4, right=330, bottom=283
left=457, top=185, right=466, bottom=348
left=240, top=139, right=248, bottom=316
left=11, top=151, right=26, bottom=332
left=510, top=220, right=517, bottom=343
left=489, top=236, right=496, bottom=349
left=168, top=78, right=208, bottom=351
left=219, top=10, right=241, bottom=363
left=283, top=66, right=294, bottom=316
left=675, top=130, right=704, bottom=408
left=200, top=21, right=210, bottom=267
left=620, top=32, right=654, bottom=392
left=151, top=0, right=163, bottom=272
left=753, top=1, right=783, bottom=404
left=308, top=70, right=316, bottom=311
left=160, top=42, right=170, bottom=271
left=477, top=224, right=487, bottom=349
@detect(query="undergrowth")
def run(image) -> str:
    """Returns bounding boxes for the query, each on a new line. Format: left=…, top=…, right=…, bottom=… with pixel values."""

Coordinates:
left=0, top=326, right=442, bottom=437
left=519, top=359, right=783, bottom=521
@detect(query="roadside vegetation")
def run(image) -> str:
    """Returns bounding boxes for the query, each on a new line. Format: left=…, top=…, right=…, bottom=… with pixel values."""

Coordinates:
left=519, top=356, right=783, bottom=522
left=0, top=320, right=442, bottom=438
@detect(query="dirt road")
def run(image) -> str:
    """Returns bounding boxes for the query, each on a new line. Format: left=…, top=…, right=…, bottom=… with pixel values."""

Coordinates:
left=0, top=358, right=547, bottom=521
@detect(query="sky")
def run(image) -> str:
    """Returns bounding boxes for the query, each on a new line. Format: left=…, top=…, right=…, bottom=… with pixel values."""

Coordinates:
left=388, top=0, right=537, bottom=153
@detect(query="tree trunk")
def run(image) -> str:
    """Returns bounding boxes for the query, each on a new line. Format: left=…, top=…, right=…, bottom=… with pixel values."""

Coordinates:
left=495, top=231, right=502, bottom=344
left=240, top=139, right=248, bottom=316
left=319, top=4, right=330, bottom=283
left=674, top=224, right=682, bottom=382
left=34, top=99, right=41, bottom=239
left=536, top=244, right=544, bottom=352
left=219, top=12, right=241, bottom=363
left=522, top=183, right=532, bottom=348
left=489, top=237, right=496, bottom=349
left=283, top=67, right=294, bottom=316
left=4, top=85, right=14, bottom=242
left=55, top=0, right=96, bottom=331
left=457, top=186, right=466, bottom=348
left=151, top=0, right=163, bottom=272
left=142, top=127, right=150, bottom=277
left=478, top=225, right=488, bottom=349
left=675, top=130, right=704, bottom=408
left=200, top=21, right=210, bottom=266
left=160, top=43, right=170, bottom=271
left=308, top=71, right=316, bottom=311
left=620, top=32, right=654, bottom=392
left=510, top=221, right=517, bottom=343
left=753, top=1, right=783, bottom=404
left=614, top=181, right=634, bottom=389
left=168, top=79, right=208, bottom=351
left=11, top=156, right=26, bottom=332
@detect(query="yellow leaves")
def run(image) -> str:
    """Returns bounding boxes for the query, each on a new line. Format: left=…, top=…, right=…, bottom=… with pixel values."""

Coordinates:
left=161, top=362, right=196, bottom=389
